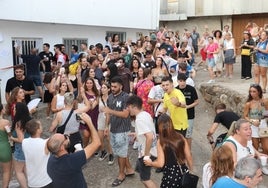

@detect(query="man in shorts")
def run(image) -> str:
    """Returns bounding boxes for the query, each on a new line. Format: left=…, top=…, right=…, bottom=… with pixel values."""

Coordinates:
left=103, top=76, right=135, bottom=187
left=161, top=76, right=188, bottom=136
left=126, top=95, right=157, bottom=188
left=176, top=73, right=199, bottom=149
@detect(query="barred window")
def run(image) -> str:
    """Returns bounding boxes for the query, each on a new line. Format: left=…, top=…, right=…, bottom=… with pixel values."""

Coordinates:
left=63, top=38, right=88, bottom=56
left=12, top=38, right=43, bottom=66
left=106, top=32, right=126, bottom=43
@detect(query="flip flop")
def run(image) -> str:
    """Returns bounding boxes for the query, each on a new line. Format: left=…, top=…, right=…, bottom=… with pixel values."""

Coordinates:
left=125, top=173, right=135, bottom=177
left=112, top=178, right=125, bottom=187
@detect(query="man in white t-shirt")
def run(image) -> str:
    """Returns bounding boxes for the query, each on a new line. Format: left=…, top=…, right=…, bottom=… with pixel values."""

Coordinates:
left=126, top=95, right=158, bottom=188
left=22, top=119, right=52, bottom=188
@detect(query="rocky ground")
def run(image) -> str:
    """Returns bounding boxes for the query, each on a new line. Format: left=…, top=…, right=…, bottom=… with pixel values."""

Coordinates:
left=1, top=55, right=268, bottom=188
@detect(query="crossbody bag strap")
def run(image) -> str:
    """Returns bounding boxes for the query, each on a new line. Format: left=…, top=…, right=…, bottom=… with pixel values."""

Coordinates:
left=60, top=109, right=74, bottom=133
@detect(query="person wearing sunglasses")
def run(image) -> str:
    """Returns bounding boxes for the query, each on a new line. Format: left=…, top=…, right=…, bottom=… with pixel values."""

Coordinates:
left=47, top=113, right=100, bottom=188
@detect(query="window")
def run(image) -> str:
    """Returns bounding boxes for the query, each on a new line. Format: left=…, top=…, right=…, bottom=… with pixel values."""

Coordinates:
left=106, top=31, right=126, bottom=43
left=63, top=38, right=88, bottom=56
left=12, top=38, right=43, bottom=66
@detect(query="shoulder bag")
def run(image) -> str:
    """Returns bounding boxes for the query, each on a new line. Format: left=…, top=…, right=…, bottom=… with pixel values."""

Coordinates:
left=56, top=109, right=74, bottom=134
left=179, top=164, right=199, bottom=188
left=133, top=79, right=146, bottom=95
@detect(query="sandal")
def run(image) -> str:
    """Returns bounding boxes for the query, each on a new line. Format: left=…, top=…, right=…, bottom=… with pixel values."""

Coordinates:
left=112, top=178, right=125, bottom=187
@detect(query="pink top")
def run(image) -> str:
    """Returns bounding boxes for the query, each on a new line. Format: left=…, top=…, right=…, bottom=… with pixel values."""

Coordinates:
left=205, top=43, right=219, bottom=59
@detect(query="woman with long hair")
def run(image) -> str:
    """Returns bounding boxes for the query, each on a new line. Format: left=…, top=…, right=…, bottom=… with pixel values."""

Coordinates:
left=51, top=81, right=69, bottom=113
left=202, top=145, right=234, bottom=188
left=43, top=72, right=54, bottom=119
left=134, top=68, right=154, bottom=117
left=254, top=31, right=268, bottom=93
left=244, top=84, right=268, bottom=154
left=97, top=83, right=114, bottom=165
left=204, top=36, right=219, bottom=83
left=79, top=77, right=99, bottom=147
left=223, top=32, right=236, bottom=79
left=240, top=31, right=255, bottom=79
left=5, top=87, right=25, bottom=120
left=151, top=57, right=169, bottom=85
left=82, top=68, right=101, bottom=90
left=144, top=114, right=193, bottom=187
left=214, top=30, right=224, bottom=77
left=0, top=104, right=12, bottom=188
left=10, top=102, right=32, bottom=188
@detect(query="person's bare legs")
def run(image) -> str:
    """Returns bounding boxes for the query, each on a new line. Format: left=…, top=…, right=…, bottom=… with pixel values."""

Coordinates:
left=37, top=86, right=44, bottom=101
left=225, top=64, right=230, bottom=77
left=186, top=138, right=192, bottom=150
left=13, top=160, right=27, bottom=188
left=208, top=67, right=215, bottom=80
left=252, top=137, right=260, bottom=151
left=118, top=157, right=126, bottom=180
left=260, top=67, right=267, bottom=91
left=2, top=161, right=12, bottom=188
left=143, top=180, right=157, bottom=188
left=229, top=64, right=234, bottom=78
left=254, top=65, right=260, bottom=84
left=125, top=157, right=135, bottom=175
left=261, top=137, right=268, bottom=155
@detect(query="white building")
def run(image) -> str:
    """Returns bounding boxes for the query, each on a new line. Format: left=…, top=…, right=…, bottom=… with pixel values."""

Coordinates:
left=0, top=0, right=160, bottom=103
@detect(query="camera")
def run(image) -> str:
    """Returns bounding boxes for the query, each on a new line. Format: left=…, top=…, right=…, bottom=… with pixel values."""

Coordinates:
left=76, top=113, right=82, bottom=121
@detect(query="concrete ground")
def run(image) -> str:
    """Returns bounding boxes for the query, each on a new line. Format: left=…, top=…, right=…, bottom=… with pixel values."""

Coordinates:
left=1, top=55, right=268, bottom=188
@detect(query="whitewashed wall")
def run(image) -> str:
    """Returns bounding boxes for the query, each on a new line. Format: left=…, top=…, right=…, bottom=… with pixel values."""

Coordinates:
left=0, top=0, right=160, bottom=30
left=0, top=20, right=150, bottom=103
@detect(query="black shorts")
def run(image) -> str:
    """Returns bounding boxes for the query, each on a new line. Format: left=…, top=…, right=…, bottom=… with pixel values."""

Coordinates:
left=136, top=156, right=156, bottom=181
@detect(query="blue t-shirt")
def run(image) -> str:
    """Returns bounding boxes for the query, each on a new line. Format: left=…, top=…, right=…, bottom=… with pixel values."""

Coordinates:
left=70, top=53, right=79, bottom=64
left=212, top=176, right=246, bottom=188
left=47, top=150, right=87, bottom=188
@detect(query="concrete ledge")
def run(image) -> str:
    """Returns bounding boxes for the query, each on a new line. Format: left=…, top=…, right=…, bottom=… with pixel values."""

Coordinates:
left=198, top=83, right=246, bottom=117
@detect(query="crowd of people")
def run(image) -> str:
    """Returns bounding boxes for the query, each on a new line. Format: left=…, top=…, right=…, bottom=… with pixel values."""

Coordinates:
left=0, top=23, right=268, bottom=188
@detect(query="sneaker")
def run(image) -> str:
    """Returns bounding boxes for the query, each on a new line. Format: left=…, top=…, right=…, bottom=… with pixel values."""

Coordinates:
left=108, top=154, right=114, bottom=165
left=99, top=150, right=108, bottom=161
left=94, top=152, right=99, bottom=157
left=133, top=141, right=139, bottom=150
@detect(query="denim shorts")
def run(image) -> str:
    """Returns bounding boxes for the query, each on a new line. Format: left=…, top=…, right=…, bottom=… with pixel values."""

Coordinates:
left=13, top=144, right=25, bottom=162
left=185, top=119, right=194, bottom=138
left=207, top=58, right=216, bottom=68
left=257, top=57, right=268, bottom=67
left=28, top=74, right=42, bottom=86
left=110, top=132, right=129, bottom=158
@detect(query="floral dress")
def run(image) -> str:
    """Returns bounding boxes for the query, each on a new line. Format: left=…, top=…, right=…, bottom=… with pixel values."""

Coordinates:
left=136, top=79, right=154, bottom=117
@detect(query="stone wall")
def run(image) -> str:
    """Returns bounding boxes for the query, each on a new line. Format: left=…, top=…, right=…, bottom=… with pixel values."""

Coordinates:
left=199, top=83, right=246, bottom=117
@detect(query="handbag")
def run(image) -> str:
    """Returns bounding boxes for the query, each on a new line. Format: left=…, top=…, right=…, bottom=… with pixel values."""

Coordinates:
left=179, top=164, right=199, bottom=188
left=259, top=127, right=268, bottom=138
left=56, top=109, right=74, bottom=134
left=241, top=48, right=251, bottom=56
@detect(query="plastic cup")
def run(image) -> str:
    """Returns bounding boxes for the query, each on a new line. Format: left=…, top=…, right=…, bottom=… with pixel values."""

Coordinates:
left=74, top=143, right=83, bottom=151
left=260, top=156, right=267, bottom=166
left=143, top=156, right=150, bottom=161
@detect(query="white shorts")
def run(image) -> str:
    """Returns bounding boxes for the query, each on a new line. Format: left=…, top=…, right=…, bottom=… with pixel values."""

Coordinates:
left=251, top=119, right=267, bottom=138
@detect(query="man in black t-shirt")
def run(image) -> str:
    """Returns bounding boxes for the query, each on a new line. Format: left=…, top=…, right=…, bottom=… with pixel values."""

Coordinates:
left=176, top=73, right=199, bottom=149
left=5, top=64, right=35, bottom=104
left=39, top=43, right=53, bottom=73
left=207, top=103, right=240, bottom=143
